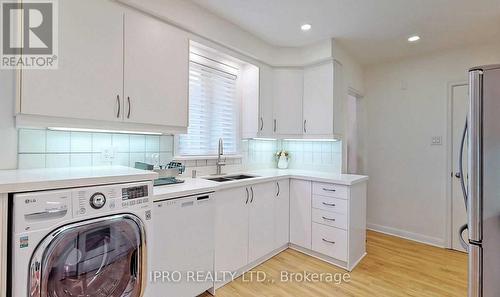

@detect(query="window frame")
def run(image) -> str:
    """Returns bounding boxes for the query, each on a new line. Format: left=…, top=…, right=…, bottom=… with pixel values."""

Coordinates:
left=176, top=46, right=243, bottom=158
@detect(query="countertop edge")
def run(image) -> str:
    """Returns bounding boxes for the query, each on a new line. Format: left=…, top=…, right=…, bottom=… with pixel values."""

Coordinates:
left=153, top=172, right=368, bottom=200
left=0, top=171, right=158, bottom=194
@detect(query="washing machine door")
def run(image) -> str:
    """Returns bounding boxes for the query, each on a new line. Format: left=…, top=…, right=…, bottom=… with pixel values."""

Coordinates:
left=28, top=214, right=146, bottom=297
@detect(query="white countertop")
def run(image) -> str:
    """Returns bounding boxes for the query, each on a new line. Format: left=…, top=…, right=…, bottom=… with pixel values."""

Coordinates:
left=154, top=169, right=368, bottom=200
left=0, top=166, right=158, bottom=193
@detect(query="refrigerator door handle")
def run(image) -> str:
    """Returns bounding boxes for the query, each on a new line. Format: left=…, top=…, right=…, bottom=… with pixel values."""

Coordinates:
left=459, top=119, right=468, bottom=210
left=468, top=69, right=483, bottom=243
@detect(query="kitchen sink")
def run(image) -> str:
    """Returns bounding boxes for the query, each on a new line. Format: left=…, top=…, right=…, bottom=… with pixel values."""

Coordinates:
left=206, top=177, right=234, bottom=182
left=225, top=174, right=258, bottom=180
left=204, top=174, right=260, bottom=182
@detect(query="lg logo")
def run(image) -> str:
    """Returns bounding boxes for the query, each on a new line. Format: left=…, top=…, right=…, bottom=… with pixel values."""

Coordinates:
left=1, top=0, right=58, bottom=69
left=25, top=198, right=36, bottom=204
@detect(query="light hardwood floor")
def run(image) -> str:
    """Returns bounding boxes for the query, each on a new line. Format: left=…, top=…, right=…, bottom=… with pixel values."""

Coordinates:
left=201, top=230, right=467, bottom=297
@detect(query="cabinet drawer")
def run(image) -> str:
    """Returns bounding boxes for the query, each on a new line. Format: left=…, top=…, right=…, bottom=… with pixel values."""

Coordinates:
left=313, top=182, right=348, bottom=199
left=312, top=195, right=348, bottom=214
left=312, top=223, right=347, bottom=261
left=312, top=209, right=347, bottom=230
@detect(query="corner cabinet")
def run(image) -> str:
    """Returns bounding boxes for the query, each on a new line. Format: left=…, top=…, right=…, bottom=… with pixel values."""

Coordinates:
left=272, top=69, right=304, bottom=135
left=247, top=60, right=343, bottom=139
left=18, top=0, right=189, bottom=133
left=257, top=64, right=275, bottom=137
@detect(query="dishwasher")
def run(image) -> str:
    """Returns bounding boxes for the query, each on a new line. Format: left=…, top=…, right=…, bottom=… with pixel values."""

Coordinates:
left=147, top=192, right=215, bottom=297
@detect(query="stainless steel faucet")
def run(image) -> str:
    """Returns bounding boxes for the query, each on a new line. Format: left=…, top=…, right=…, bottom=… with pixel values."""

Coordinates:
left=216, top=138, right=226, bottom=175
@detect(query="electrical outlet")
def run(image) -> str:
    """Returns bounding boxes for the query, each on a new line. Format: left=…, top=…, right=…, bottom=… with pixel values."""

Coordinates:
left=101, top=147, right=115, bottom=161
left=431, top=136, right=442, bottom=145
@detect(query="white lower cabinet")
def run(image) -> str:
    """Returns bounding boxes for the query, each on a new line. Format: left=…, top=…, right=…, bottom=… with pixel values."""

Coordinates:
left=215, top=181, right=285, bottom=288
left=289, top=179, right=367, bottom=271
left=215, top=178, right=367, bottom=291
left=274, top=179, right=290, bottom=249
left=290, top=179, right=312, bottom=249
left=215, top=187, right=249, bottom=278
left=249, top=182, right=276, bottom=263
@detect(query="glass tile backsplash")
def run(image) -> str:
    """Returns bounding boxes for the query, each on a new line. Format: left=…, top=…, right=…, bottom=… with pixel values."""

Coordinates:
left=243, top=139, right=342, bottom=174
left=17, top=129, right=174, bottom=169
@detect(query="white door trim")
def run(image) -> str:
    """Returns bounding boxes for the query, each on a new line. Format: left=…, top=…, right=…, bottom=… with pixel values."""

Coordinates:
left=445, top=81, right=468, bottom=249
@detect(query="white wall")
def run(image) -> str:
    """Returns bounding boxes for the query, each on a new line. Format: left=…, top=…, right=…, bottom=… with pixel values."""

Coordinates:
left=119, top=0, right=275, bottom=63
left=0, top=69, right=17, bottom=169
left=364, top=42, right=500, bottom=246
left=118, top=0, right=338, bottom=68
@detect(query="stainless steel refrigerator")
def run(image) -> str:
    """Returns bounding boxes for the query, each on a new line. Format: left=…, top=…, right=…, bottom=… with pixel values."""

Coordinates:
left=459, top=65, right=500, bottom=297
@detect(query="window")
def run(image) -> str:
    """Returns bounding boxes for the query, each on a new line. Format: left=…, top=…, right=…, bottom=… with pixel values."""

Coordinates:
left=179, top=53, right=240, bottom=156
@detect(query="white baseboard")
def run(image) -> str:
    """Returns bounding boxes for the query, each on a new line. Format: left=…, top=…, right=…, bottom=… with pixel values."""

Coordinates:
left=367, top=223, right=445, bottom=248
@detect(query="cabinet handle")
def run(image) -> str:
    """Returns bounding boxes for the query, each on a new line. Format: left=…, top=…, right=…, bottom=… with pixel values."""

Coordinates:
left=273, top=119, right=277, bottom=133
left=260, top=117, right=264, bottom=131
left=250, top=187, right=254, bottom=203
left=322, top=216, right=336, bottom=222
left=322, top=202, right=336, bottom=207
left=116, top=95, right=121, bottom=118
left=245, top=188, right=249, bottom=204
left=304, top=120, right=307, bottom=133
left=322, top=188, right=336, bottom=192
left=322, top=238, right=336, bottom=244
left=276, top=182, right=280, bottom=197
left=127, top=96, right=131, bottom=119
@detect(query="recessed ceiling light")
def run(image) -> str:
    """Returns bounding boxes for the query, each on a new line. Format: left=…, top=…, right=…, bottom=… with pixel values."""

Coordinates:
left=301, top=24, right=312, bottom=31
left=408, top=35, right=421, bottom=42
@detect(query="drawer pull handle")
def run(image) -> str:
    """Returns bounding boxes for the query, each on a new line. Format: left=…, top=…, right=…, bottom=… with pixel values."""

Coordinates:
left=322, top=238, right=336, bottom=244
left=322, top=188, right=336, bottom=192
left=322, top=216, right=336, bottom=221
left=322, top=202, right=336, bottom=207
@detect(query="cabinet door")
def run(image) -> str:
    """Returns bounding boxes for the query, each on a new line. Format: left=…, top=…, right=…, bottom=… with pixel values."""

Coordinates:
left=303, top=62, right=334, bottom=135
left=215, top=187, right=249, bottom=276
left=333, top=60, right=344, bottom=135
left=21, top=0, right=123, bottom=122
left=274, top=179, right=290, bottom=249
left=241, top=64, right=260, bottom=138
left=272, top=69, right=304, bottom=135
left=248, top=182, right=276, bottom=263
left=290, top=179, right=312, bottom=249
left=124, top=11, right=189, bottom=127
left=259, top=64, right=274, bottom=137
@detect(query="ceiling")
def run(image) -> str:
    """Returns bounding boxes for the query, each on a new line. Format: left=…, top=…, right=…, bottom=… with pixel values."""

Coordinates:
left=190, top=0, right=500, bottom=65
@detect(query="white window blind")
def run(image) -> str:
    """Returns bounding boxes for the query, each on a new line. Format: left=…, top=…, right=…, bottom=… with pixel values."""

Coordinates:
left=179, top=60, right=239, bottom=156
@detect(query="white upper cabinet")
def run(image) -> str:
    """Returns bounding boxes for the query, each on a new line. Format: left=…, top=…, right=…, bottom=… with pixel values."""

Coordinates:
left=272, top=69, right=304, bottom=135
left=241, top=64, right=260, bottom=139
left=20, top=0, right=124, bottom=122
left=303, top=62, right=334, bottom=135
left=18, top=1, right=189, bottom=133
left=258, top=64, right=275, bottom=137
left=123, top=11, right=189, bottom=128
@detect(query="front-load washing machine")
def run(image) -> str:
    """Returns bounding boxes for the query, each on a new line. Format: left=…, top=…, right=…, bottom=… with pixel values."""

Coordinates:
left=10, top=181, right=153, bottom=297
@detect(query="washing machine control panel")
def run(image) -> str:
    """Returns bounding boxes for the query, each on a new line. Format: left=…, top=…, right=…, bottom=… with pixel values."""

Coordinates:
left=73, top=182, right=152, bottom=217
